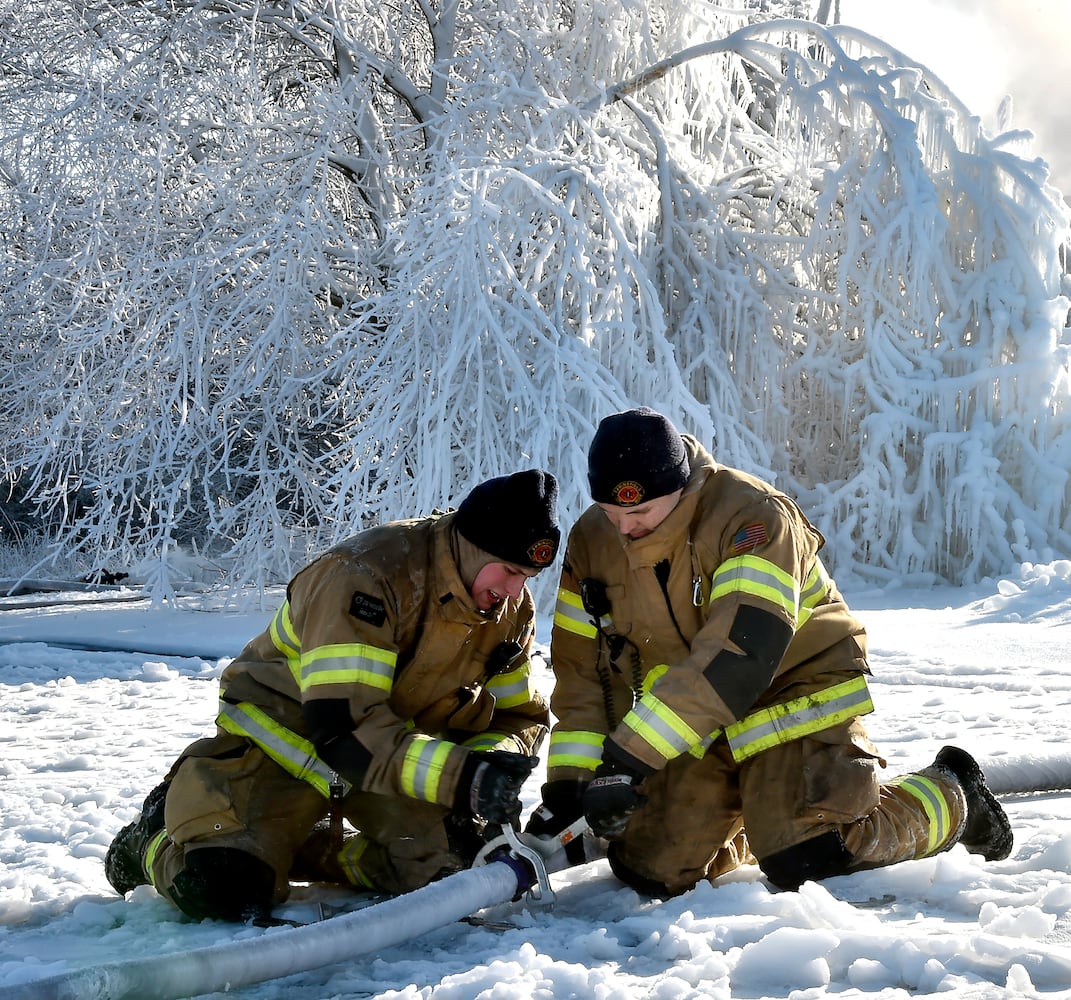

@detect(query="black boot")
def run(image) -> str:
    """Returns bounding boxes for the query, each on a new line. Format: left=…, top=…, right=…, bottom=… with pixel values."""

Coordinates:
left=105, top=781, right=170, bottom=895
left=934, top=746, right=1013, bottom=861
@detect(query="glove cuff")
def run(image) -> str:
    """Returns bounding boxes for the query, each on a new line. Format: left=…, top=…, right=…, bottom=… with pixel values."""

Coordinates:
left=454, top=752, right=486, bottom=816
left=599, top=740, right=654, bottom=779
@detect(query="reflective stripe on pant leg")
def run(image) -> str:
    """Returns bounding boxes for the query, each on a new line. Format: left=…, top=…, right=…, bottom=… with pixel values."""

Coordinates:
left=838, top=770, right=967, bottom=868
left=144, top=829, right=171, bottom=891
left=338, top=834, right=377, bottom=890
left=887, top=775, right=945, bottom=855
left=887, top=772, right=961, bottom=856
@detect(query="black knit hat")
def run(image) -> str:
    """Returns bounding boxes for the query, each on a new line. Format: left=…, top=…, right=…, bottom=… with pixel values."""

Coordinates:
left=588, top=408, right=690, bottom=506
left=454, top=469, right=561, bottom=570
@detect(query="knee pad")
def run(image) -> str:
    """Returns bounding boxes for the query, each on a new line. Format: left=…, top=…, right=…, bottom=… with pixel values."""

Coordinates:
left=759, top=831, right=854, bottom=891
left=170, top=847, right=275, bottom=922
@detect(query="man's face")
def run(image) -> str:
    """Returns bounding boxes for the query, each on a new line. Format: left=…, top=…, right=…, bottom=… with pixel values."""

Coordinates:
left=470, top=561, right=538, bottom=611
left=597, top=489, right=683, bottom=540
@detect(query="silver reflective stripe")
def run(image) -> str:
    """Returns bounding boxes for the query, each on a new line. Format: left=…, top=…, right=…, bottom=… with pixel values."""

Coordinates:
left=621, top=699, right=698, bottom=759
left=553, top=588, right=599, bottom=637
left=890, top=774, right=951, bottom=854
left=216, top=701, right=351, bottom=798
left=486, top=668, right=530, bottom=707
left=547, top=731, right=605, bottom=771
left=725, top=677, right=873, bottom=762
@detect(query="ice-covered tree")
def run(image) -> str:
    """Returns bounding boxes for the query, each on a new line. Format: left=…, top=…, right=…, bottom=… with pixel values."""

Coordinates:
left=0, top=0, right=1068, bottom=601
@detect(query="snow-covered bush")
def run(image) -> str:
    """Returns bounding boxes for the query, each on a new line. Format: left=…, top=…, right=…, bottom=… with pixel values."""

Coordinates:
left=0, top=1, right=1067, bottom=600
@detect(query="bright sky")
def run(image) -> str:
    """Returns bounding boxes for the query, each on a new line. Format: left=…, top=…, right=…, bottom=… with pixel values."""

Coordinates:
left=836, top=0, right=1071, bottom=201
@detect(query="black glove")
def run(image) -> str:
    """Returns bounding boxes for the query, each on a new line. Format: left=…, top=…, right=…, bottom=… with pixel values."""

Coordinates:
left=456, top=751, right=539, bottom=825
left=582, top=758, right=648, bottom=839
left=525, top=780, right=589, bottom=864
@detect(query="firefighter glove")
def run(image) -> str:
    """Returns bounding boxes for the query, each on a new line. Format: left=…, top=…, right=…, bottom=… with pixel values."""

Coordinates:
left=457, top=751, right=539, bottom=825
left=583, top=758, right=647, bottom=839
left=525, top=779, right=589, bottom=864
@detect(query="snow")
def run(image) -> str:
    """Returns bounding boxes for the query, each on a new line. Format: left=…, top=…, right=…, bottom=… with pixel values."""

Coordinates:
left=3, top=566, right=1071, bottom=998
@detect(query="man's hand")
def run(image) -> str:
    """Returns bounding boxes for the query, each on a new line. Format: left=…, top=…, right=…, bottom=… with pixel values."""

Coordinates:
left=583, top=759, right=647, bottom=838
left=457, top=751, right=539, bottom=825
left=525, top=780, right=589, bottom=864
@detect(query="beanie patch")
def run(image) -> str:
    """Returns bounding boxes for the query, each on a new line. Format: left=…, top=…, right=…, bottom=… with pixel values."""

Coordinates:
left=527, top=538, right=557, bottom=567
left=454, top=469, right=561, bottom=570
left=611, top=481, right=645, bottom=506
left=588, top=408, right=690, bottom=506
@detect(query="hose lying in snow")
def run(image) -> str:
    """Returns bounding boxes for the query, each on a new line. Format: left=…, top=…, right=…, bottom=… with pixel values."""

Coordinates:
left=980, top=753, right=1071, bottom=796
left=5, top=860, right=525, bottom=1000
left=7, top=758, right=1069, bottom=999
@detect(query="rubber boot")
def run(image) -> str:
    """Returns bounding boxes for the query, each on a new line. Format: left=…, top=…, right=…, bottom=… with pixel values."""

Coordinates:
left=933, top=746, right=1013, bottom=861
left=104, top=781, right=170, bottom=895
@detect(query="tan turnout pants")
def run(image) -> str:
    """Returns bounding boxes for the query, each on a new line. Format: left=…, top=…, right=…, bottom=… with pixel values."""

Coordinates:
left=149, top=733, right=463, bottom=908
left=611, top=715, right=967, bottom=896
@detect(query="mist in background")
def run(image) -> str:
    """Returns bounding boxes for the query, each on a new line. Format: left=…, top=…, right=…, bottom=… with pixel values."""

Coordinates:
left=837, top=0, right=1071, bottom=202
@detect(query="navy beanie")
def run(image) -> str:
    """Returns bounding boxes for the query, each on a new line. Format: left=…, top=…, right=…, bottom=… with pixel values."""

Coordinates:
left=587, top=408, right=690, bottom=506
left=454, top=469, right=561, bottom=569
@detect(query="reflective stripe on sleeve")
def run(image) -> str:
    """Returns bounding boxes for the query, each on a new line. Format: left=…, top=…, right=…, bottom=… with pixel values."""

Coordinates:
left=461, top=732, right=512, bottom=753
left=724, top=676, right=874, bottom=763
left=485, top=660, right=534, bottom=709
left=548, top=729, right=605, bottom=772
left=619, top=693, right=702, bottom=763
left=300, top=643, right=397, bottom=694
left=709, top=554, right=800, bottom=626
left=216, top=699, right=350, bottom=799
left=400, top=735, right=456, bottom=803
left=888, top=773, right=953, bottom=855
left=797, top=558, right=832, bottom=629
left=688, top=728, right=723, bottom=759
left=553, top=588, right=601, bottom=639
left=268, top=600, right=302, bottom=687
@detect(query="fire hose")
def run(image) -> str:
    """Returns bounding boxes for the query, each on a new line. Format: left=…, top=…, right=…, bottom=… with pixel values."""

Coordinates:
left=7, top=750, right=1067, bottom=1000
left=5, top=824, right=573, bottom=1000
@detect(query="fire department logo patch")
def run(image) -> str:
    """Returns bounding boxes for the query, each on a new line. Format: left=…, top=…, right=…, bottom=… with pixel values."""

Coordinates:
left=612, top=480, right=644, bottom=506
left=527, top=538, right=556, bottom=567
left=731, top=522, right=768, bottom=554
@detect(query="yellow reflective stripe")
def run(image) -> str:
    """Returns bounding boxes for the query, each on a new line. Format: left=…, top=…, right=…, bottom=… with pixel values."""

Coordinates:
left=709, top=554, right=800, bottom=625
left=620, top=693, right=702, bottom=762
left=338, top=834, right=377, bottom=889
left=890, top=774, right=951, bottom=855
left=641, top=663, right=669, bottom=696
left=400, top=735, right=455, bottom=803
left=548, top=729, right=605, bottom=771
left=216, top=700, right=350, bottom=799
left=797, top=559, right=831, bottom=629
left=553, top=587, right=599, bottom=638
left=725, top=676, right=874, bottom=763
left=485, top=661, right=533, bottom=709
left=688, top=728, right=724, bottom=759
left=144, top=828, right=170, bottom=891
left=300, top=643, right=397, bottom=693
left=269, top=600, right=302, bottom=687
left=461, top=732, right=510, bottom=752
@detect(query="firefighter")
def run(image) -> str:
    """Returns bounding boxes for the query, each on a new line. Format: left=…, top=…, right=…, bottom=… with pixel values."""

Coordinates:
left=106, top=469, right=560, bottom=922
left=526, top=409, right=1012, bottom=895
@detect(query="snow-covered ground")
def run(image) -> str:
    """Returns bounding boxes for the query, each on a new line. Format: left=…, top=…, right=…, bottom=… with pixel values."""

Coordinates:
left=2, top=563, right=1071, bottom=999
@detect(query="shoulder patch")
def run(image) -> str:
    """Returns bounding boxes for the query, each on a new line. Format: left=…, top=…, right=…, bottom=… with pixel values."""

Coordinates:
left=349, top=590, right=387, bottom=627
left=731, top=522, right=768, bottom=554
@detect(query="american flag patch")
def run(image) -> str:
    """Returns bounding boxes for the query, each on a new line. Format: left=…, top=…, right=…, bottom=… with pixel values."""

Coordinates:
left=731, top=522, right=768, bottom=553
